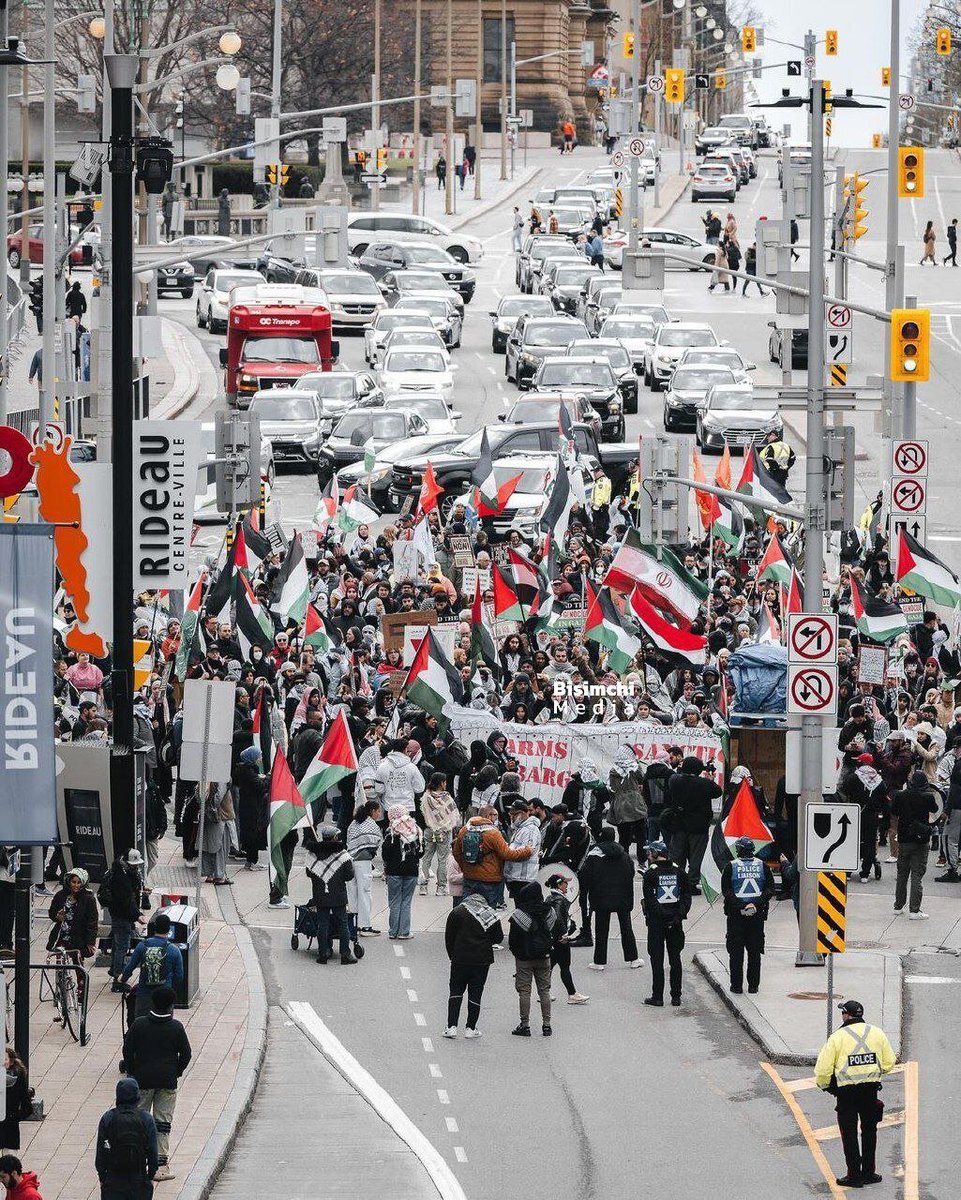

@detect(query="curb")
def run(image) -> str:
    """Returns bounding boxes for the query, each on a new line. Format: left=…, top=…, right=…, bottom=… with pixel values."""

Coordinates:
left=177, top=918, right=268, bottom=1200
left=152, top=319, right=202, bottom=421
left=445, top=162, right=542, bottom=232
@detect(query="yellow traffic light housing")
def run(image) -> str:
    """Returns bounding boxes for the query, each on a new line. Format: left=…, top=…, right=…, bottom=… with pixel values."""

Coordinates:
left=825, top=29, right=838, bottom=55
left=715, top=69, right=726, bottom=90
left=823, top=80, right=832, bottom=114
left=872, top=132, right=882, bottom=149
left=843, top=172, right=869, bottom=240
left=741, top=26, right=756, bottom=53
left=665, top=67, right=685, bottom=104
left=898, top=146, right=924, bottom=198
left=280, top=164, right=290, bottom=186
left=266, top=163, right=278, bottom=185
left=890, top=309, right=930, bottom=382
left=936, top=26, right=952, bottom=55
left=623, top=31, right=634, bottom=58
left=881, top=67, right=891, bottom=86
left=376, top=147, right=388, bottom=170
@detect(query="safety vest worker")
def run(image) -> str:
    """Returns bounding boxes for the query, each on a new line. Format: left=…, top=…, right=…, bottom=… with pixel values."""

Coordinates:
left=590, top=467, right=612, bottom=540
left=815, top=999, right=895, bottom=1188
left=758, top=433, right=796, bottom=489
left=720, top=836, right=774, bottom=994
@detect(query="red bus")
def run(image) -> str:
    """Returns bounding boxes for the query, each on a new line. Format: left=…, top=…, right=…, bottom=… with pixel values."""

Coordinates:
left=221, top=284, right=339, bottom=408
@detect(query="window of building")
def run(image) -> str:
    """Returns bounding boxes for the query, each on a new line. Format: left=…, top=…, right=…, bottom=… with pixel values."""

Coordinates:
left=483, top=17, right=515, bottom=82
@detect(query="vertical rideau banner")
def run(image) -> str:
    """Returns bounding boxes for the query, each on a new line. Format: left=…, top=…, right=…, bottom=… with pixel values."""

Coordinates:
left=0, top=525, right=56, bottom=843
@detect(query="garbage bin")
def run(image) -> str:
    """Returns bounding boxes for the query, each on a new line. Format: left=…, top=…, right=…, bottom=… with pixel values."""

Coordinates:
left=163, top=904, right=200, bottom=1008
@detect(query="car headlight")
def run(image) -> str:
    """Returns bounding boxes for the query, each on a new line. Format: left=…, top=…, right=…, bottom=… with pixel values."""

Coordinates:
left=240, top=373, right=257, bottom=384
left=608, top=401, right=621, bottom=415
left=520, top=352, right=538, bottom=365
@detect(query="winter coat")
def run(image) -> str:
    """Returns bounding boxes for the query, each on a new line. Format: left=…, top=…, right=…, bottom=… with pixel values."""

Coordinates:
left=665, top=761, right=722, bottom=834
left=381, top=833, right=422, bottom=878
left=877, top=746, right=913, bottom=797
left=233, top=761, right=268, bottom=852
left=891, top=781, right=939, bottom=845
left=122, top=1012, right=192, bottom=1091
left=502, top=816, right=542, bottom=883
left=290, top=723, right=325, bottom=782
left=47, top=886, right=99, bottom=955
left=508, top=882, right=560, bottom=959
left=540, top=817, right=592, bottom=872
left=375, top=751, right=426, bottom=811
left=456, top=740, right=489, bottom=812
left=484, top=732, right=509, bottom=774
left=561, top=776, right=610, bottom=822
left=121, top=935, right=184, bottom=989
left=721, top=857, right=775, bottom=919
left=98, top=860, right=142, bottom=922
left=642, top=762, right=674, bottom=817
left=307, top=849, right=355, bottom=906
left=452, top=816, right=533, bottom=883
left=579, top=839, right=635, bottom=911
left=0, top=1066, right=32, bottom=1149
left=444, top=901, right=504, bottom=965
left=608, top=768, right=647, bottom=824
left=3, top=1171, right=42, bottom=1200
left=642, top=859, right=692, bottom=927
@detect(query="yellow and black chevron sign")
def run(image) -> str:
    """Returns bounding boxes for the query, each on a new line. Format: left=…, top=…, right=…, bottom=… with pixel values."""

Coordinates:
left=614, top=187, right=623, bottom=218
left=830, top=363, right=847, bottom=387
left=816, top=871, right=847, bottom=953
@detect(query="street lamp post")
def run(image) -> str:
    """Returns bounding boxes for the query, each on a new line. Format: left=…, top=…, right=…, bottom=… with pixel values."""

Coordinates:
left=412, top=0, right=422, bottom=214
left=500, top=0, right=507, bottom=180
left=445, top=0, right=454, bottom=216
left=39, top=0, right=54, bottom=427
left=883, top=0, right=903, bottom=482
left=371, top=0, right=382, bottom=212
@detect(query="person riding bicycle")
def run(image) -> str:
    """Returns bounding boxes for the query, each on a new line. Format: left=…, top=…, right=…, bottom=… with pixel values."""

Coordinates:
left=47, top=868, right=99, bottom=961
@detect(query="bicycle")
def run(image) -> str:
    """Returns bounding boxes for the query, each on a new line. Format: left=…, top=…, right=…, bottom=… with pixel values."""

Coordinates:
left=39, top=946, right=83, bottom=1043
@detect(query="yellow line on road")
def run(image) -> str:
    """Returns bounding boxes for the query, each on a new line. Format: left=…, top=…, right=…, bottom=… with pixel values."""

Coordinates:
left=760, top=1061, right=848, bottom=1200
left=904, top=1060, right=919, bottom=1200
left=812, top=1110, right=905, bottom=1141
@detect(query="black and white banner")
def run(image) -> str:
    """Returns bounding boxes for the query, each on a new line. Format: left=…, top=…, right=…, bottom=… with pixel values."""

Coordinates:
left=133, top=421, right=203, bottom=591
left=0, top=525, right=57, bottom=843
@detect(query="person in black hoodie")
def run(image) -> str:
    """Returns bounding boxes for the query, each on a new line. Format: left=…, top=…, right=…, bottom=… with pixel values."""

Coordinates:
left=442, top=895, right=504, bottom=1038
left=508, top=882, right=560, bottom=1037
left=306, top=825, right=357, bottom=965
left=580, top=829, right=641, bottom=969
left=891, top=771, right=940, bottom=916
left=456, top=741, right=488, bottom=816
left=665, top=757, right=722, bottom=895
left=642, top=751, right=675, bottom=842
left=484, top=731, right=509, bottom=774
left=98, top=851, right=145, bottom=990
left=541, top=807, right=594, bottom=945
left=641, top=839, right=692, bottom=1006
left=121, top=986, right=192, bottom=1181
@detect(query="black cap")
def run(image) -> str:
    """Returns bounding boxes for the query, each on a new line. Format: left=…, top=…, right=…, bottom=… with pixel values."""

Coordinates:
left=551, top=803, right=569, bottom=815
left=509, top=798, right=530, bottom=812
left=839, top=999, right=864, bottom=1019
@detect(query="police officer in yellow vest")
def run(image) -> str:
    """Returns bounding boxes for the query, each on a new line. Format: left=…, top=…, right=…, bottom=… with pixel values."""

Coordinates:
left=758, top=430, right=796, bottom=490
left=590, top=465, right=612, bottom=541
left=815, top=999, right=895, bottom=1188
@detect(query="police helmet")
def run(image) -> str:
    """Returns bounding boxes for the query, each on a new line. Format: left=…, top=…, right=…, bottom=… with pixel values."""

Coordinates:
left=645, top=839, right=668, bottom=857
left=734, top=836, right=755, bottom=857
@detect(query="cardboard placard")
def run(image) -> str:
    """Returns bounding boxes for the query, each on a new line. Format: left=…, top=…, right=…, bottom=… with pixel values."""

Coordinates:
left=403, top=621, right=458, bottom=666
left=449, top=534, right=475, bottom=568
left=460, top=566, right=492, bottom=599
left=392, top=538, right=420, bottom=582
left=381, top=610, right=437, bottom=653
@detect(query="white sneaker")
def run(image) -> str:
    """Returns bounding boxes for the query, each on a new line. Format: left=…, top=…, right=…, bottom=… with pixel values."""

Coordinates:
left=243, top=862, right=267, bottom=871
left=629, top=959, right=645, bottom=969
left=443, top=1026, right=458, bottom=1038
left=153, top=1166, right=175, bottom=1182
left=464, top=1028, right=482, bottom=1039
left=371, top=867, right=384, bottom=879
left=567, top=993, right=590, bottom=1004
left=588, top=963, right=605, bottom=971
left=893, top=904, right=904, bottom=914
left=909, top=911, right=930, bottom=920
left=268, top=898, right=291, bottom=909
left=885, top=856, right=898, bottom=863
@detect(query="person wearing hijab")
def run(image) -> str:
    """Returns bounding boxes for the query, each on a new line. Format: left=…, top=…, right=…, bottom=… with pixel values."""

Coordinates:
left=233, top=746, right=269, bottom=871
left=381, top=804, right=423, bottom=939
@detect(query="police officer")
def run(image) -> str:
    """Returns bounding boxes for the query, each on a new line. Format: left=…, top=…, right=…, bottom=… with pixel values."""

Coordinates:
left=721, top=836, right=774, bottom=994
left=815, top=999, right=895, bottom=1188
left=590, top=465, right=612, bottom=541
left=758, top=430, right=796, bottom=490
left=641, top=840, right=692, bottom=1007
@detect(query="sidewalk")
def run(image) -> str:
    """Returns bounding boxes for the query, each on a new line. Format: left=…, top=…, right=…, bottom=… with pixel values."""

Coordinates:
left=16, top=837, right=266, bottom=1200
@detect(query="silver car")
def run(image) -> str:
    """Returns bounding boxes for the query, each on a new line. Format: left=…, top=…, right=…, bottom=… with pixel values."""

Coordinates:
left=675, top=346, right=756, bottom=385
left=662, top=364, right=738, bottom=432
left=393, top=295, right=463, bottom=349
left=312, top=268, right=386, bottom=328
left=696, top=383, right=782, bottom=453
left=365, top=309, right=435, bottom=364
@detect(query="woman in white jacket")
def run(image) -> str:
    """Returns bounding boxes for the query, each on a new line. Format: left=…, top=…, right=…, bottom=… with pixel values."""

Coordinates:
left=347, top=799, right=384, bottom=935
left=375, top=741, right=426, bottom=814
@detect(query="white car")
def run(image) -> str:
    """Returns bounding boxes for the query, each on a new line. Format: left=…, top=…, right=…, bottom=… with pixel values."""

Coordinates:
left=378, top=347, right=457, bottom=400
left=675, top=346, right=756, bottom=385
left=597, top=315, right=657, bottom=374
left=381, top=328, right=449, bottom=358
left=645, top=322, right=723, bottom=390
left=364, top=309, right=435, bottom=364
left=384, top=391, right=462, bottom=434
left=312, top=268, right=386, bottom=328
left=347, top=212, right=482, bottom=264
left=196, top=267, right=265, bottom=333
left=393, top=295, right=463, bottom=349
left=611, top=301, right=671, bottom=326
left=639, top=157, right=657, bottom=185
left=604, top=227, right=718, bottom=271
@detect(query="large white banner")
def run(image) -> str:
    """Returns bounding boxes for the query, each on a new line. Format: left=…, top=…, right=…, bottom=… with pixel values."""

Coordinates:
left=449, top=708, right=725, bottom=806
left=133, top=421, right=203, bottom=591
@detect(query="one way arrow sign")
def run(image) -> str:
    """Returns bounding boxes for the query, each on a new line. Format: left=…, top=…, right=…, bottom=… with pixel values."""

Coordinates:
left=805, top=802, right=860, bottom=872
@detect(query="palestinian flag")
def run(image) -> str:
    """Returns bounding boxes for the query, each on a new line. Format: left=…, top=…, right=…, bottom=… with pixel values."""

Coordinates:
left=404, top=627, right=465, bottom=731
left=626, top=586, right=707, bottom=666
left=896, top=527, right=961, bottom=608
left=363, top=437, right=377, bottom=476
left=314, top=474, right=340, bottom=530
left=493, top=564, right=524, bottom=622
left=242, top=512, right=271, bottom=573
left=712, top=500, right=744, bottom=555
left=174, top=570, right=205, bottom=681
left=471, top=429, right=523, bottom=516
left=304, top=603, right=335, bottom=654
left=417, top=461, right=445, bottom=516
left=268, top=747, right=306, bottom=898
left=470, top=578, right=499, bottom=675
left=234, top=521, right=254, bottom=579
left=701, top=778, right=775, bottom=903
left=755, top=600, right=780, bottom=644
left=693, top=449, right=721, bottom=530
left=338, top=484, right=379, bottom=534
left=299, top=709, right=358, bottom=819
left=539, top=453, right=574, bottom=546
left=235, top=573, right=274, bottom=660
left=851, top=575, right=909, bottom=644
left=604, top=530, right=708, bottom=626
left=757, top=533, right=794, bottom=587
left=585, top=581, right=643, bottom=673
left=737, top=446, right=792, bottom=524
left=203, top=536, right=239, bottom=623
left=507, top=547, right=547, bottom=618
left=272, top=535, right=310, bottom=626
left=784, top=568, right=804, bottom=617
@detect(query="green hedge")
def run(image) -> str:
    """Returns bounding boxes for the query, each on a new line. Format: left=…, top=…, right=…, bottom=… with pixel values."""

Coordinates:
left=211, top=160, right=327, bottom=197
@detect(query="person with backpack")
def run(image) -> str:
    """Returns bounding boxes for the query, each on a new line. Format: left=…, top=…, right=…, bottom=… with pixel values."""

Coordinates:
left=544, top=873, right=589, bottom=1005
left=579, top=829, right=642, bottom=971
left=120, top=912, right=184, bottom=1021
left=121, top=987, right=192, bottom=1182
left=508, top=882, right=560, bottom=1037
left=641, top=839, right=692, bottom=1007
left=382, top=805, right=423, bottom=940
left=94, top=1078, right=158, bottom=1199
left=452, top=804, right=534, bottom=908
left=98, top=851, right=147, bottom=991
left=442, top=893, right=504, bottom=1039
left=891, top=771, right=940, bottom=919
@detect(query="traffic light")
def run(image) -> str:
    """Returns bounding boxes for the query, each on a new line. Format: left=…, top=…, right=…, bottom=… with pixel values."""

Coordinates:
left=823, top=80, right=832, bottom=114
left=76, top=73, right=96, bottom=114
left=825, top=29, right=838, bottom=55
left=872, top=132, right=882, bottom=149
left=376, top=146, right=387, bottom=170
left=881, top=66, right=891, bottom=86
left=898, top=146, right=924, bottom=197
left=28, top=279, right=43, bottom=333
left=890, top=308, right=930, bottom=383
left=936, top=26, right=952, bottom=55
left=715, top=69, right=726, bottom=90
left=741, top=26, right=756, bottom=53
left=665, top=67, right=685, bottom=104
left=266, top=163, right=290, bottom=187
left=175, top=95, right=184, bottom=129
left=623, top=31, right=634, bottom=58
left=843, top=172, right=869, bottom=240
left=235, top=76, right=251, bottom=116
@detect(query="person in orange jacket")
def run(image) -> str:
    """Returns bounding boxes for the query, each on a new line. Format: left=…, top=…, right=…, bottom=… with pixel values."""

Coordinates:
left=453, top=804, right=533, bottom=908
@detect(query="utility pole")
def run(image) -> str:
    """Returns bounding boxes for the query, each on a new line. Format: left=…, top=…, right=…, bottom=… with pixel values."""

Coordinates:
left=269, top=0, right=282, bottom=208
left=39, top=0, right=54, bottom=427
left=509, top=39, right=516, bottom=179
left=626, top=0, right=642, bottom=264
left=18, top=13, right=28, bottom=295
left=499, top=0, right=507, bottom=180
left=804, top=30, right=815, bottom=145
left=371, top=0, right=381, bottom=212
left=0, top=0, right=10, bottom=422
left=412, top=0, right=422, bottom=214
left=882, top=0, right=902, bottom=485
left=653, top=57, right=661, bottom=211
left=474, top=0, right=482, bottom=200
left=797, top=77, right=827, bottom=965
left=445, top=0, right=454, bottom=216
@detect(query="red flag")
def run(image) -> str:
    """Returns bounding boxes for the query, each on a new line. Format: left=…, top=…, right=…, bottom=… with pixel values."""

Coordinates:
left=715, top=441, right=732, bottom=491
left=417, top=461, right=444, bottom=516
left=693, top=449, right=721, bottom=530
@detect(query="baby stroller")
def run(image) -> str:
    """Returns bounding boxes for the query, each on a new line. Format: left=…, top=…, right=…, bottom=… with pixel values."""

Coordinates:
left=290, top=900, right=364, bottom=960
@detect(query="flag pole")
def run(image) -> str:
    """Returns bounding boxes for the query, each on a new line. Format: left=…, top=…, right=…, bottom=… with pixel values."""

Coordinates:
left=707, top=529, right=715, bottom=617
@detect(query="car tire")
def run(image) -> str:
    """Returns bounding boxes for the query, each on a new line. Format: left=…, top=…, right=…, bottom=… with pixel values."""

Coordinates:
left=663, top=407, right=672, bottom=430
left=196, top=305, right=206, bottom=328
left=448, top=246, right=469, bottom=264
left=8, top=249, right=20, bottom=269
left=650, top=376, right=661, bottom=392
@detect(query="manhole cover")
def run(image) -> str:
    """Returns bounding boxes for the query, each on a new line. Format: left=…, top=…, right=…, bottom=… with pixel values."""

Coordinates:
left=788, top=990, right=840, bottom=1001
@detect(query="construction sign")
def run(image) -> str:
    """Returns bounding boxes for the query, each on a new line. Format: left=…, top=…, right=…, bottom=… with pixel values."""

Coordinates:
left=816, top=870, right=847, bottom=953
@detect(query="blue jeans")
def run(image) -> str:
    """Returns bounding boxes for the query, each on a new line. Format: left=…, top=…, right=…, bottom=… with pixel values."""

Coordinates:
left=461, top=878, right=501, bottom=907
left=387, top=875, right=417, bottom=937
left=110, top=916, right=135, bottom=978
left=316, top=905, right=350, bottom=959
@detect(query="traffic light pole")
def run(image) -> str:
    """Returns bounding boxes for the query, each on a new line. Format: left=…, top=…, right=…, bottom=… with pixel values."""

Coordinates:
left=882, top=0, right=903, bottom=486
left=269, top=0, right=282, bottom=209
left=804, top=31, right=815, bottom=145
left=626, top=0, right=641, bottom=264
left=39, top=0, right=56, bottom=427
left=371, top=0, right=381, bottom=212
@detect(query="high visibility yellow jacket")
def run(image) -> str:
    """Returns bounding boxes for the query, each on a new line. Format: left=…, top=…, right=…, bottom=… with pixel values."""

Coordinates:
left=814, top=1021, right=896, bottom=1090
left=759, top=440, right=795, bottom=472
left=591, top=476, right=612, bottom=508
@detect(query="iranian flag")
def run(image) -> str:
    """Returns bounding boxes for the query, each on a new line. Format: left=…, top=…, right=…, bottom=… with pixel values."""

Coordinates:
left=235, top=573, right=274, bottom=660
left=507, top=547, right=547, bottom=618
left=271, top=534, right=309, bottom=626
left=693, top=449, right=721, bottom=529
left=896, top=527, right=961, bottom=608
left=470, top=578, right=499, bottom=675
left=757, top=533, right=794, bottom=587
left=338, top=484, right=379, bottom=534
left=268, top=747, right=307, bottom=898
left=299, top=709, right=358, bottom=819
left=701, top=778, right=775, bottom=902
left=604, top=530, right=708, bottom=626
left=174, top=570, right=205, bottom=681
left=304, top=603, right=335, bottom=654
left=493, top=564, right=524, bottom=622
left=627, top=586, right=707, bottom=665
left=585, top=581, right=643, bottom=673
left=851, top=575, right=909, bottom=644
left=417, top=461, right=444, bottom=516
left=404, top=627, right=465, bottom=731
left=737, top=446, right=792, bottom=523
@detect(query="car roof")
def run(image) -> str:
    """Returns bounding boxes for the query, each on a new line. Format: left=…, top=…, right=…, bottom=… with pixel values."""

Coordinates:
left=660, top=321, right=714, bottom=331
left=542, top=355, right=610, bottom=366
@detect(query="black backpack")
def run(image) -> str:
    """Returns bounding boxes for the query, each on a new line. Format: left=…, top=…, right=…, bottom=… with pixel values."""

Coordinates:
left=106, top=1107, right=148, bottom=1175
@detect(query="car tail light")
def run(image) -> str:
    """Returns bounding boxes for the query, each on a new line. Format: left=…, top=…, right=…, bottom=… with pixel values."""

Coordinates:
left=724, top=175, right=734, bottom=183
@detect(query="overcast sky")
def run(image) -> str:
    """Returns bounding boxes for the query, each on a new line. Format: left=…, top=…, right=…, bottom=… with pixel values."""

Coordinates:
left=748, top=0, right=929, bottom=146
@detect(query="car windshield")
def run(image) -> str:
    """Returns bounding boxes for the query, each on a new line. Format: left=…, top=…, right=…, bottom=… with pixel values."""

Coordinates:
left=601, top=318, right=654, bottom=339
left=533, top=244, right=577, bottom=264
left=240, top=336, right=320, bottom=364
left=719, top=115, right=751, bottom=129
left=552, top=208, right=588, bottom=223
left=320, top=272, right=380, bottom=294
left=398, top=274, right=447, bottom=291
left=539, top=362, right=613, bottom=387
left=708, top=389, right=758, bottom=410
left=386, top=396, right=447, bottom=419
left=397, top=297, right=450, bottom=318
left=405, top=246, right=453, bottom=265
left=384, top=350, right=446, bottom=373
left=659, top=328, right=715, bottom=347
left=293, top=374, right=356, bottom=398
left=615, top=305, right=668, bottom=322
left=377, top=312, right=431, bottom=330
left=334, top=412, right=409, bottom=439
left=672, top=367, right=736, bottom=391
left=698, top=166, right=729, bottom=176
left=528, top=324, right=582, bottom=347
left=387, top=331, right=445, bottom=350
left=215, top=273, right=260, bottom=292
left=500, top=297, right=545, bottom=317
left=554, top=267, right=594, bottom=285
left=509, top=401, right=572, bottom=424
left=684, top=349, right=744, bottom=369
left=250, top=395, right=318, bottom=421
left=569, top=342, right=630, bottom=369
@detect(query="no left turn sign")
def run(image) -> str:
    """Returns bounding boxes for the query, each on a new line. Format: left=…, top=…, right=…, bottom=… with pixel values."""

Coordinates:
left=628, top=137, right=645, bottom=157
left=825, top=302, right=852, bottom=330
left=647, top=75, right=665, bottom=94
left=891, top=476, right=927, bottom=514
left=611, top=150, right=625, bottom=168
left=899, top=93, right=915, bottom=111
left=892, top=440, right=928, bottom=476
left=788, top=613, right=838, bottom=664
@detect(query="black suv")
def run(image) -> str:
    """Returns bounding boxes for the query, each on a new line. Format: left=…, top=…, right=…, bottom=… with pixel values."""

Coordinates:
left=356, top=242, right=475, bottom=301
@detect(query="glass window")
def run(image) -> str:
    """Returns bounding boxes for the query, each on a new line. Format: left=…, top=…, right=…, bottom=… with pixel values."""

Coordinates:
left=240, top=336, right=320, bottom=364
left=249, top=395, right=319, bottom=421
left=294, top=374, right=357, bottom=398
left=658, top=328, right=716, bottom=348
left=484, top=16, right=515, bottom=82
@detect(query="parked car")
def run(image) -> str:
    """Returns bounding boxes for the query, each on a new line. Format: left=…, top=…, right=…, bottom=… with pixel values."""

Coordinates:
left=645, top=321, right=723, bottom=390
left=662, top=364, right=739, bottom=432
left=7, top=225, right=86, bottom=269
left=696, top=383, right=781, bottom=452
left=346, top=212, right=482, bottom=263
left=196, top=267, right=265, bottom=332
left=505, top=314, right=589, bottom=388
left=490, top=294, right=555, bottom=353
